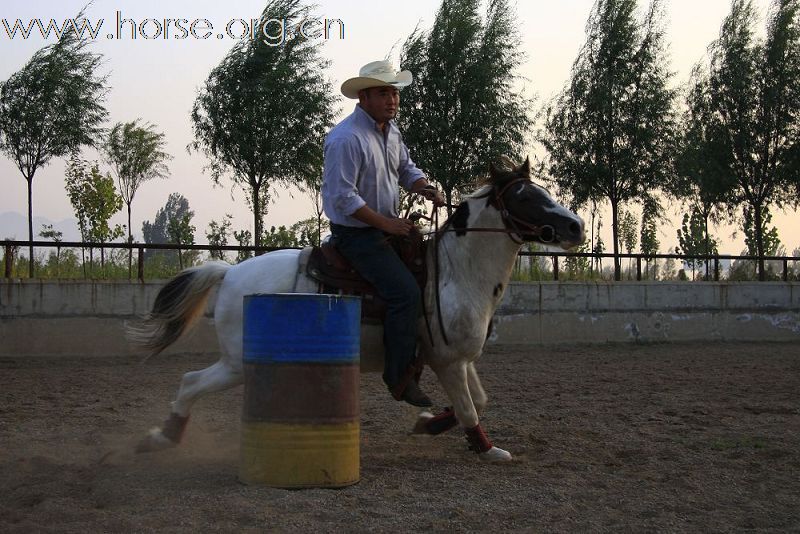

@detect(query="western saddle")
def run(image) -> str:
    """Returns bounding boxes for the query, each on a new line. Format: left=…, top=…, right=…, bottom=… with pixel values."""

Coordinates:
left=305, top=229, right=427, bottom=322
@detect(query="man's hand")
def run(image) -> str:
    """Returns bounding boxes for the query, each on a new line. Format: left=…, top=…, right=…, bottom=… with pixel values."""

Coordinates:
left=380, top=217, right=415, bottom=236
left=418, top=184, right=446, bottom=208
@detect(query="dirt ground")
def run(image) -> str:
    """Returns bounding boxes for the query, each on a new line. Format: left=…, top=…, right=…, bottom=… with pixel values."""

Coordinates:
left=1, top=341, right=799, bottom=533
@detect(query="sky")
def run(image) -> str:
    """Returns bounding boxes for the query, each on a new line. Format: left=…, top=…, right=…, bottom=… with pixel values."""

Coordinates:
left=0, top=0, right=795, bottom=254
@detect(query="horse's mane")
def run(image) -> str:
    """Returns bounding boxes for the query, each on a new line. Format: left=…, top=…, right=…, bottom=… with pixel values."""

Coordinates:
left=437, top=156, right=519, bottom=231
left=472, top=155, right=517, bottom=189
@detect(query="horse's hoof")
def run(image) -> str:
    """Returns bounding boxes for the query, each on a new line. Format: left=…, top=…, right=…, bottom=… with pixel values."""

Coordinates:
left=411, top=411, right=434, bottom=434
left=135, top=428, right=177, bottom=453
left=479, top=446, right=513, bottom=462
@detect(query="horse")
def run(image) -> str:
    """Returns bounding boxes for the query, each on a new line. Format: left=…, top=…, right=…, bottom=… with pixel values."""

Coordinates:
left=129, top=157, right=585, bottom=462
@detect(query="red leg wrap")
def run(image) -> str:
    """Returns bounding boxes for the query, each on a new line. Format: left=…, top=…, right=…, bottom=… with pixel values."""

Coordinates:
left=425, top=407, right=459, bottom=435
left=161, top=413, right=189, bottom=443
left=464, top=424, right=493, bottom=453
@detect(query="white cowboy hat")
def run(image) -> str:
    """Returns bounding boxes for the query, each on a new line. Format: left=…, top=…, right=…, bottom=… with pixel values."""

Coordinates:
left=340, top=60, right=413, bottom=99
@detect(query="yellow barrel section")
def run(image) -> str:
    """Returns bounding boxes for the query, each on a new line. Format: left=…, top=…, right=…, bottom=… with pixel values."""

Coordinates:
left=239, top=294, right=361, bottom=488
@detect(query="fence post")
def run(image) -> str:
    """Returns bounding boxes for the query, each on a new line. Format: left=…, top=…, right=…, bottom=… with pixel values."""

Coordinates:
left=137, top=245, right=145, bottom=283
left=4, top=244, right=12, bottom=279
left=783, top=259, right=789, bottom=282
left=636, top=257, right=642, bottom=281
left=714, top=258, right=720, bottom=281
left=552, top=255, right=559, bottom=281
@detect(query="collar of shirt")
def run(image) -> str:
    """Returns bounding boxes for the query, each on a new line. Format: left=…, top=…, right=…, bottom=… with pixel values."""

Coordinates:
left=353, top=104, right=397, bottom=137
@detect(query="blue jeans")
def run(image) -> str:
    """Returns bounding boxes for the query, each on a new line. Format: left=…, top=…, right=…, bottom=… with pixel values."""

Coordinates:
left=330, top=224, right=421, bottom=389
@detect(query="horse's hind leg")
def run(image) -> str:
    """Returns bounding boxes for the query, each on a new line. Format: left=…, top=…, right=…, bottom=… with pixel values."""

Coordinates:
left=136, top=360, right=243, bottom=453
left=434, top=361, right=512, bottom=462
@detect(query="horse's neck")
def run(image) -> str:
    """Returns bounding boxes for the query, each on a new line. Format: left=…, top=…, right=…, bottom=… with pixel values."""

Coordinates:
left=433, top=198, right=520, bottom=308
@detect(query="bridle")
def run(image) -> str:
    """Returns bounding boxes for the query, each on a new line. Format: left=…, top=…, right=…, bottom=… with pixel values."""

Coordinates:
left=408, top=178, right=558, bottom=243
left=413, top=178, right=561, bottom=347
left=478, top=178, right=557, bottom=245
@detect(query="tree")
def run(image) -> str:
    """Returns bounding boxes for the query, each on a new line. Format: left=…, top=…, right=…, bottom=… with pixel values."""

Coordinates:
left=291, top=216, right=329, bottom=247
left=592, top=215, right=606, bottom=275
left=190, top=0, right=336, bottom=247
left=639, top=202, right=661, bottom=279
left=695, top=0, right=800, bottom=279
left=104, top=120, right=171, bottom=276
left=619, top=209, right=638, bottom=277
left=541, top=0, right=677, bottom=280
left=233, top=229, right=253, bottom=263
left=676, top=207, right=719, bottom=279
left=743, top=205, right=781, bottom=257
left=165, top=195, right=196, bottom=270
left=142, top=193, right=195, bottom=267
left=65, top=156, right=125, bottom=274
left=398, top=0, right=531, bottom=211
left=0, top=8, right=108, bottom=277
left=262, top=225, right=299, bottom=248
left=672, top=65, right=732, bottom=264
left=206, top=215, right=233, bottom=261
left=39, top=224, right=64, bottom=275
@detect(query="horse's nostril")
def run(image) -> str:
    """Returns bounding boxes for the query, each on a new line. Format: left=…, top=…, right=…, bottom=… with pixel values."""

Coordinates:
left=540, top=226, right=556, bottom=243
left=569, top=221, right=581, bottom=236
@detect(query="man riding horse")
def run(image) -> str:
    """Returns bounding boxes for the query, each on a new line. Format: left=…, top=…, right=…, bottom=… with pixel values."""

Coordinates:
left=321, top=60, right=445, bottom=407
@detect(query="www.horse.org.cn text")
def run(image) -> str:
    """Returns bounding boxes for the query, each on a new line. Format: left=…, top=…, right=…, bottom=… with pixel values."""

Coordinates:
left=1, top=12, right=346, bottom=46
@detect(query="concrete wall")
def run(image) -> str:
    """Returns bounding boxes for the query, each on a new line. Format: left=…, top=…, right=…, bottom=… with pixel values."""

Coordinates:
left=0, top=280, right=216, bottom=357
left=493, top=281, right=800, bottom=345
left=1, top=280, right=798, bottom=357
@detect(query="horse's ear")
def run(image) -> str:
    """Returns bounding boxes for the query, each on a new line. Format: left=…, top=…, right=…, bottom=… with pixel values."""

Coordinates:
left=519, top=156, right=531, bottom=177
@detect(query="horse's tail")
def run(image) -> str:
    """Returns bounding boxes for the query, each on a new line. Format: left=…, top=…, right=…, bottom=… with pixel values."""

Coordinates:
left=127, top=261, right=231, bottom=357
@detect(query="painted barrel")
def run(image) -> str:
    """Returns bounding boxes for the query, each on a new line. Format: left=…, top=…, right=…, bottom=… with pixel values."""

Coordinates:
left=239, top=293, right=361, bottom=488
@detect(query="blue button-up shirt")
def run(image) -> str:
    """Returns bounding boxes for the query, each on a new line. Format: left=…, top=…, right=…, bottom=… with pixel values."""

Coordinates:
left=321, top=104, right=425, bottom=227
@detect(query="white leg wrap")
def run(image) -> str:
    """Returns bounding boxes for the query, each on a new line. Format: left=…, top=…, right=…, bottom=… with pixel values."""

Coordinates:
left=478, top=446, right=513, bottom=462
left=135, top=427, right=179, bottom=453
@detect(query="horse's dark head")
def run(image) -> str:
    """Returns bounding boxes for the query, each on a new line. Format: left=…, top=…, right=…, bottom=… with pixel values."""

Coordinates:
left=488, top=157, right=585, bottom=249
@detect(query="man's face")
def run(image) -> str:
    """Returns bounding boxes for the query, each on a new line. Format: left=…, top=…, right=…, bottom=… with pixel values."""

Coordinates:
left=359, top=86, right=400, bottom=124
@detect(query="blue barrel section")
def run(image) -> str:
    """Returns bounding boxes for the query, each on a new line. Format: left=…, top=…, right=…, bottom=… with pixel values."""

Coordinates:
left=239, top=293, right=361, bottom=488
left=243, top=293, right=361, bottom=364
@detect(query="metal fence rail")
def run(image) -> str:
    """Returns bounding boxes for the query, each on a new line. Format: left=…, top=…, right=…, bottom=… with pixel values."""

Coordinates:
left=3, top=239, right=799, bottom=282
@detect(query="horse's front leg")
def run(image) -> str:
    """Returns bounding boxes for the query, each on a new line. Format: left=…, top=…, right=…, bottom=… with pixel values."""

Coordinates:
left=466, top=362, right=487, bottom=416
left=434, top=361, right=512, bottom=462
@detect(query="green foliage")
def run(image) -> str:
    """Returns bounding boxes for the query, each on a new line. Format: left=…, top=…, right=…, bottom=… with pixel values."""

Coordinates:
left=693, top=0, right=800, bottom=278
left=742, top=205, right=781, bottom=256
left=65, top=156, right=125, bottom=275
left=398, top=0, right=531, bottom=210
left=39, top=224, right=65, bottom=276
left=39, top=224, right=63, bottom=243
left=206, top=215, right=233, bottom=261
left=640, top=204, right=661, bottom=279
left=673, top=64, right=733, bottom=227
left=620, top=210, right=638, bottom=254
left=562, top=241, right=592, bottom=280
left=676, top=207, right=719, bottom=279
left=190, top=0, right=337, bottom=247
left=104, top=120, right=171, bottom=245
left=262, top=225, right=299, bottom=248
left=290, top=217, right=329, bottom=247
left=0, top=7, right=108, bottom=276
left=234, top=229, right=253, bottom=263
left=65, top=156, right=125, bottom=245
left=142, top=193, right=197, bottom=268
left=541, top=0, right=677, bottom=280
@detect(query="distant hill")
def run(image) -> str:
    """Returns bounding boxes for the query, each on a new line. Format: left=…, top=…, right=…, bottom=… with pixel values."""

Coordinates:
left=0, top=212, right=82, bottom=242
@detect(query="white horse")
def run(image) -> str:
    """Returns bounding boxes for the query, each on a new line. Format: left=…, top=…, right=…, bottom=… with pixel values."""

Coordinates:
left=130, top=158, right=584, bottom=462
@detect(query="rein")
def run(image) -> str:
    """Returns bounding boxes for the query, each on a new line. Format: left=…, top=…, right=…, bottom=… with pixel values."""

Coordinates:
left=415, top=178, right=554, bottom=348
